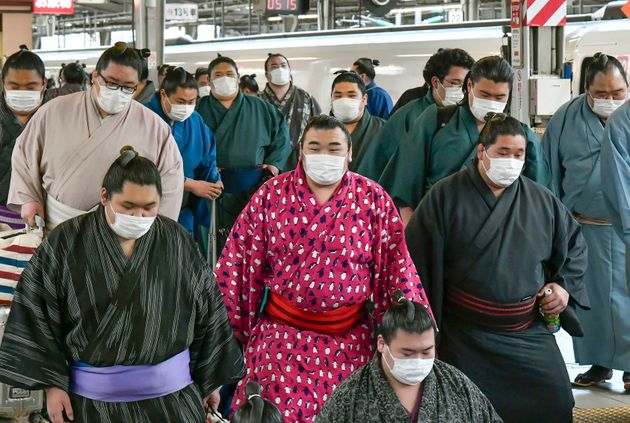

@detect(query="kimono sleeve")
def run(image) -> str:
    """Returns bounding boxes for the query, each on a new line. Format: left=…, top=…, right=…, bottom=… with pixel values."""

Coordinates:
left=189, top=263, right=245, bottom=396
left=197, top=120, right=221, bottom=183
left=601, top=105, right=630, bottom=248
left=0, top=238, right=69, bottom=391
left=156, top=131, right=185, bottom=221
left=370, top=187, right=431, bottom=323
left=214, top=186, right=269, bottom=338
left=379, top=105, right=438, bottom=209
left=541, top=108, right=570, bottom=197
left=8, top=111, right=46, bottom=208
left=522, top=124, right=552, bottom=189
left=405, top=184, right=446, bottom=328
left=262, top=106, right=291, bottom=172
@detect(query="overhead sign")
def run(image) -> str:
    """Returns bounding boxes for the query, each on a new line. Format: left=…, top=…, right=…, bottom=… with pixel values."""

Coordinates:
left=33, top=0, right=74, bottom=15
left=165, top=3, right=198, bottom=22
left=525, top=0, right=566, bottom=26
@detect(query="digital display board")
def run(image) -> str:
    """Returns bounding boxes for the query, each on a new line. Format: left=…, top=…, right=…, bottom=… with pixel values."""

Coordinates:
left=265, top=0, right=309, bottom=16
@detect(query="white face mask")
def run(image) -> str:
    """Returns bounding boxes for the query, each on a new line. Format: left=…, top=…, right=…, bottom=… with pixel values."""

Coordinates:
left=108, top=203, right=156, bottom=240
left=590, top=94, right=625, bottom=118
left=303, top=153, right=347, bottom=186
left=5, top=90, right=43, bottom=114
left=96, top=84, right=133, bottom=115
left=212, top=76, right=238, bottom=97
left=165, top=101, right=195, bottom=122
left=384, top=346, right=434, bottom=386
left=482, top=150, right=524, bottom=188
left=198, top=86, right=211, bottom=97
left=470, top=92, right=507, bottom=122
left=438, top=82, right=464, bottom=106
left=332, top=98, right=362, bottom=123
left=270, top=68, right=291, bottom=86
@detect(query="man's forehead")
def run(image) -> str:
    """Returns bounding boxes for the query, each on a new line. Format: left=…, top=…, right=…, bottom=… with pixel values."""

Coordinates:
left=305, top=128, right=347, bottom=144
left=212, top=63, right=236, bottom=73
left=333, top=82, right=360, bottom=93
left=269, top=56, right=288, bottom=65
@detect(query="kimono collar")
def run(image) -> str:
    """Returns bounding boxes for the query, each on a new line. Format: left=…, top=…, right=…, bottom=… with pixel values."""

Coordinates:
left=293, top=160, right=352, bottom=210
left=578, top=94, right=605, bottom=143
left=466, top=163, right=519, bottom=209
left=0, top=93, right=23, bottom=129
left=263, top=82, right=296, bottom=106
left=366, top=80, right=377, bottom=91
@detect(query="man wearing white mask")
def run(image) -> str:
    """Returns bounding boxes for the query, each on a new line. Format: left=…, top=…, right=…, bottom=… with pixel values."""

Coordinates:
left=260, top=53, right=321, bottom=170
left=359, top=48, right=474, bottom=182
left=215, top=114, right=431, bottom=423
left=9, top=42, right=184, bottom=230
left=330, top=71, right=385, bottom=174
left=544, top=53, right=630, bottom=389
left=0, top=147, right=245, bottom=423
left=380, top=55, right=549, bottom=225
left=405, top=115, right=588, bottom=423
left=0, top=47, right=47, bottom=229
left=145, top=67, right=223, bottom=248
left=196, top=54, right=290, bottom=253
left=195, top=67, right=211, bottom=98
left=317, top=292, right=502, bottom=423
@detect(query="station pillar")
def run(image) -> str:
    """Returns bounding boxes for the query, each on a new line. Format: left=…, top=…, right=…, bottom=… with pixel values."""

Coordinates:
left=510, top=0, right=570, bottom=129
left=133, top=0, right=165, bottom=72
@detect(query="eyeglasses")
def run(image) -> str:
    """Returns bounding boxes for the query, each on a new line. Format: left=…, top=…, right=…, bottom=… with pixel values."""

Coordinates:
left=98, top=73, right=137, bottom=95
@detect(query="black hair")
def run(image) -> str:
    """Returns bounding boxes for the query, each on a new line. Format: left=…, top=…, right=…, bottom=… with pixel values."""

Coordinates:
left=264, top=53, right=291, bottom=72
left=208, top=54, right=238, bottom=75
left=160, top=67, right=198, bottom=96
left=102, top=146, right=163, bottom=199
left=135, top=48, right=151, bottom=81
left=331, top=70, right=367, bottom=95
left=478, top=113, right=526, bottom=148
left=158, top=64, right=174, bottom=78
left=95, top=42, right=146, bottom=81
left=469, top=55, right=514, bottom=86
left=240, top=74, right=259, bottom=94
left=353, top=58, right=380, bottom=81
left=231, top=381, right=284, bottom=423
left=61, top=62, right=87, bottom=85
left=195, top=67, right=209, bottom=80
left=379, top=290, right=435, bottom=345
left=423, top=48, right=475, bottom=86
left=1, top=46, right=46, bottom=82
left=299, top=114, right=352, bottom=148
left=584, top=52, right=629, bottom=89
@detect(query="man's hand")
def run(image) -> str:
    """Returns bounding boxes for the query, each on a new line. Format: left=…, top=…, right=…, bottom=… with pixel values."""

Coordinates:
left=262, top=164, right=279, bottom=177
left=21, top=201, right=44, bottom=228
left=189, top=180, right=223, bottom=199
left=537, top=283, right=570, bottom=315
left=46, top=387, right=73, bottom=423
left=203, top=388, right=221, bottom=413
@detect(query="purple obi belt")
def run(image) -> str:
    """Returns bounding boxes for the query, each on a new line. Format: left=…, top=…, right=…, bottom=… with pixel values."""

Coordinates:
left=70, top=348, right=193, bottom=403
left=0, top=204, right=24, bottom=230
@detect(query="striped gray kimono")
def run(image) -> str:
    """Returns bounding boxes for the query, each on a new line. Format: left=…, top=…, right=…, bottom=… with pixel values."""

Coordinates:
left=0, top=207, right=245, bottom=422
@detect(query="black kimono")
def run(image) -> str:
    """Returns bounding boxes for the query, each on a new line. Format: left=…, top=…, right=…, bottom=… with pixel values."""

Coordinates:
left=405, top=164, right=589, bottom=423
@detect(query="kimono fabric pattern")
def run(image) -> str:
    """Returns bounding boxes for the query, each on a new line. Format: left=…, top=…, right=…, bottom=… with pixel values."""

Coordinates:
left=215, top=164, right=429, bottom=422
left=0, top=208, right=245, bottom=422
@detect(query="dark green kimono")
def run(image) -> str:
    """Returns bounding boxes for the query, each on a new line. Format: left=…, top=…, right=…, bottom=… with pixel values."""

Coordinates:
left=380, top=103, right=550, bottom=210
left=196, top=92, right=290, bottom=250
left=357, top=91, right=435, bottom=182
left=349, top=110, right=385, bottom=174
left=317, top=357, right=503, bottom=423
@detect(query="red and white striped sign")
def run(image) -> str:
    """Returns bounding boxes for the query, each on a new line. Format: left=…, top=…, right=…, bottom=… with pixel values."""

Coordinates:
left=525, top=0, right=566, bottom=26
left=33, top=0, right=74, bottom=15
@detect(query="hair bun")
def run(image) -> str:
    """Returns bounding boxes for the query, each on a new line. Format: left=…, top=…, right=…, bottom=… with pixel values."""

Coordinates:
left=372, top=59, right=381, bottom=66
left=18, top=44, right=29, bottom=51
left=138, top=48, right=151, bottom=59
left=119, top=146, right=138, bottom=167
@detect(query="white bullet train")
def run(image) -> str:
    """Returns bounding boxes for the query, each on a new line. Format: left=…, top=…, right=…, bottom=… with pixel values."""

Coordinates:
left=36, top=16, right=630, bottom=109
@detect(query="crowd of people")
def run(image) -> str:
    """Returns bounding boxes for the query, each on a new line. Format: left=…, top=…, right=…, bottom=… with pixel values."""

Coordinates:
left=0, top=40, right=627, bottom=423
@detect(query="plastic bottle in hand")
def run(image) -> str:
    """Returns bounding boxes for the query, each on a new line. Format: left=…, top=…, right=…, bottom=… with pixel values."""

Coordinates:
left=543, top=288, right=561, bottom=333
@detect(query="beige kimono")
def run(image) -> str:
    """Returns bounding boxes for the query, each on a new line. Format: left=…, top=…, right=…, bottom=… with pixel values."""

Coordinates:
left=9, top=90, right=184, bottom=226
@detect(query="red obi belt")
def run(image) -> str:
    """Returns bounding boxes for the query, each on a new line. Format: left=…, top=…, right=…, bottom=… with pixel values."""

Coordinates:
left=445, top=286, right=538, bottom=332
left=264, top=291, right=366, bottom=336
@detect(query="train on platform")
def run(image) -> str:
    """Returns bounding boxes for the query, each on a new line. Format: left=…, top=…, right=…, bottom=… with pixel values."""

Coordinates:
left=36, top=13, right=630, bottom=111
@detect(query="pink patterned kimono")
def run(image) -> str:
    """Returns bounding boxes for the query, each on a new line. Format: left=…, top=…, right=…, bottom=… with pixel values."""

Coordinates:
left=215, top=164, right=430, bottom=422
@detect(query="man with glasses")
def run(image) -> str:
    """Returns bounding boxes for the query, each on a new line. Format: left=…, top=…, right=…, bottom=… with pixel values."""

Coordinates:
left=405, top=114, right=588, bottom=423
left=358, top=48, right=474, bottom=182
left=9, top=42, right=184, bottom=229
left=545, top=53, right=630, bottom=389
left=260, top=53, right=321, bottom=170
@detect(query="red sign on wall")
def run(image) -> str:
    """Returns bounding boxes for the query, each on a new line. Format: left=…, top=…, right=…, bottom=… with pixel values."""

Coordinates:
left=33, top=0, right=74, bottom=15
